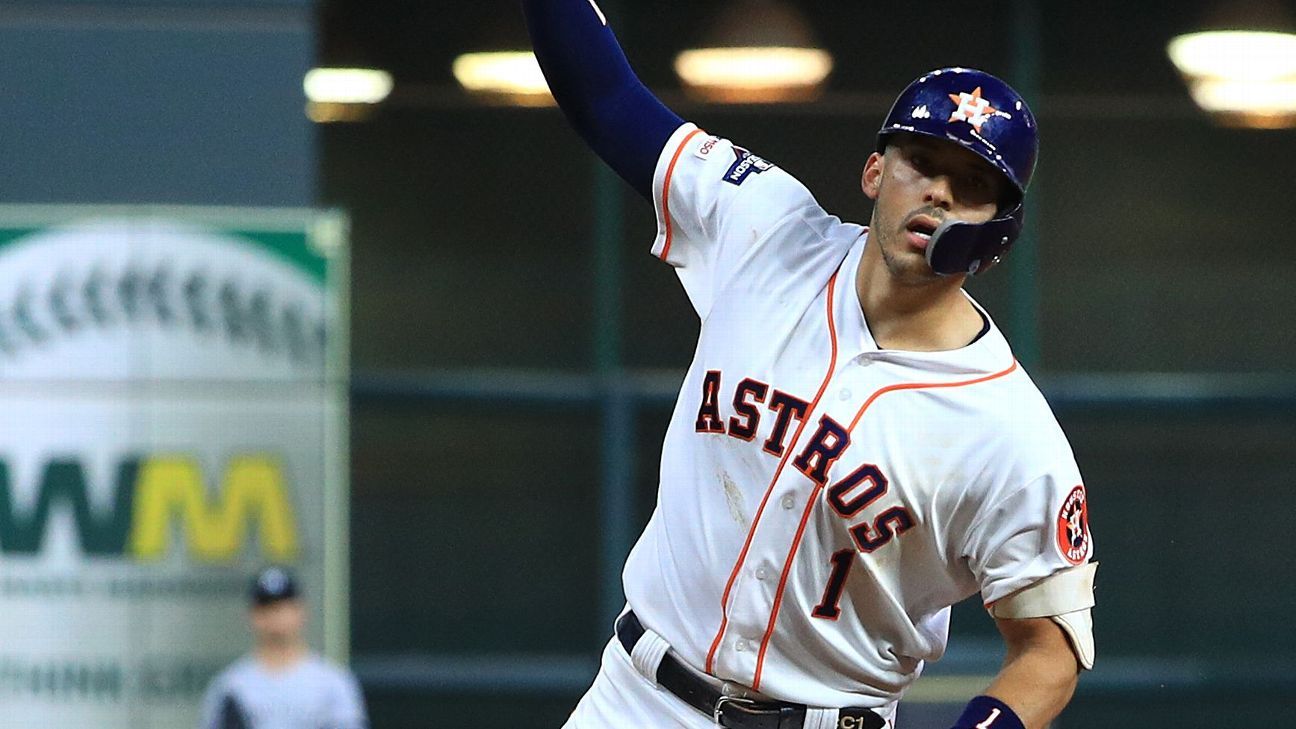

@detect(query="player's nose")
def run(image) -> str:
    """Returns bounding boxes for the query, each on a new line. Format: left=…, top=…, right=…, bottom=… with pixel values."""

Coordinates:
left=922, top=174, right=954, bottom=211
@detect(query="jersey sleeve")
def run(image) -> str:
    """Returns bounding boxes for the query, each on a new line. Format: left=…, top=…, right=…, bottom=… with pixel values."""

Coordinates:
left=330, top=667, right=370, bottom=729
left=650, top=122, right=832, bottom=318
left=962, top=467, right=1095, bottom=606
left=195, top=672, right=230, bottom=729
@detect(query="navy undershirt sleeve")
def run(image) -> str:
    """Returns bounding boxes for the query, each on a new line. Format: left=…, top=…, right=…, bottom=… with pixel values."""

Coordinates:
left=522, top=0, right=685, bottom=199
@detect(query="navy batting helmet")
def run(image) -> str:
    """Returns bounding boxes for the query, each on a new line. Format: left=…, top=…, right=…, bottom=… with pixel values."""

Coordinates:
left=875, top=67, right=1039, bottom=275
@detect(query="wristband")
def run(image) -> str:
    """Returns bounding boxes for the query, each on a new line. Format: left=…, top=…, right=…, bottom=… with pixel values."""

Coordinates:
left=950, top=695, right=1025, bottom=729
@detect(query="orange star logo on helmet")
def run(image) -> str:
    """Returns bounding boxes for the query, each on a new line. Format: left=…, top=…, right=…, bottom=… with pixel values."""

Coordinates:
left=948, top=86, right=998, bottom=131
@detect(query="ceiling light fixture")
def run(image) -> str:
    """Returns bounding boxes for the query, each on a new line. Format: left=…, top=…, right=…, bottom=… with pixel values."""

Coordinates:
left=1167, top=1, right=1296, bottom=128
left=452, top=51, right=554, bottom=107
left=674, top=0, right=833, bottom=104
left=303, top=67, right=393, bottom=123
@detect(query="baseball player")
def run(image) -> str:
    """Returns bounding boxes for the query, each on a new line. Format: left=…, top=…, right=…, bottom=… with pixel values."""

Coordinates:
left=197, top=567, right=369, bottom=729
left=522, top=2, right=1097, bottom=728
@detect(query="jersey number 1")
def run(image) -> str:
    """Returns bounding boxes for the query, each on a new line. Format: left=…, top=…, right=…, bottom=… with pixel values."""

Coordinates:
left=811, top=510, right=916, bottom=619
left=812, top=463, right=916, bottom=620
left=811, top=549, right=855, bottom=620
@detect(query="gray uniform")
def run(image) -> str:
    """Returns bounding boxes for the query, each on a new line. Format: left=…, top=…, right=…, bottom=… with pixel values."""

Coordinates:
left=198, top=654, right=368, bottom=729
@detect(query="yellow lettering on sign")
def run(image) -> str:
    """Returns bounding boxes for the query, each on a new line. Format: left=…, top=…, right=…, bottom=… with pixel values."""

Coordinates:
left=128, top=455, right=299, bottom=562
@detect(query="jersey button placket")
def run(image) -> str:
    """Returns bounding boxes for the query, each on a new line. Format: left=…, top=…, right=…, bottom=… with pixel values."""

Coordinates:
left=724, top=456, right=815, bottom=684
left=721, top=482, right=800, bottom=681
left=724, top=555, right=776, bottom=680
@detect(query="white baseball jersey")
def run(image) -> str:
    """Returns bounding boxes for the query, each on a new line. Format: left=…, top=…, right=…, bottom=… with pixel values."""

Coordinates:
left=198, top=654, right=367, bottom=729
left=620, top=122, right=1094, bottom=711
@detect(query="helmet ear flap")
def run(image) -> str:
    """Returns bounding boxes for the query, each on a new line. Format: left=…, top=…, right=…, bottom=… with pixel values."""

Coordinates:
left=924, top=203, right=1025, bottom=276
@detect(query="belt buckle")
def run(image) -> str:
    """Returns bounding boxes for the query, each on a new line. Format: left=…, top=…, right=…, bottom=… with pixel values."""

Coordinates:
left=713, top=695, right=761, bottom=725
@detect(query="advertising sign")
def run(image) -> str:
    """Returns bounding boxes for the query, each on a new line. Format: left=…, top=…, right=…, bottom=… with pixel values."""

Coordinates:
left=0, top=206, right=348, bottom=728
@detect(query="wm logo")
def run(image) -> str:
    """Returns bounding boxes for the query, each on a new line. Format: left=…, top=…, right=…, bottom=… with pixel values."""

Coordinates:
left=0, top=455, right=298, bottom=561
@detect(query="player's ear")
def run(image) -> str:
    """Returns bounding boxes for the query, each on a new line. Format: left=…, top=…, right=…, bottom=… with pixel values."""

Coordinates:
left=861, top=152, right=884, bottom=200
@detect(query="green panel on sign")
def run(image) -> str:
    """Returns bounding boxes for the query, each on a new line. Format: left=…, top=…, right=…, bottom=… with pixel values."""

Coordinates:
left=0, top=228, right=38, bottom=250
left=230, top=230, right=327, bottom=283
left=0, top=227, right=326, bottom=285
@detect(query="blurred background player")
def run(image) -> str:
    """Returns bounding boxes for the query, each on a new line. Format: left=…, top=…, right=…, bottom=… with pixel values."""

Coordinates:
left=198, top=567, right=369, bottom=729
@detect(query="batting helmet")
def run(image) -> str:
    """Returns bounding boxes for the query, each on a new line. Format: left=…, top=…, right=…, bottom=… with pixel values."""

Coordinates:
left=875, top=67, right=1039, bottom=275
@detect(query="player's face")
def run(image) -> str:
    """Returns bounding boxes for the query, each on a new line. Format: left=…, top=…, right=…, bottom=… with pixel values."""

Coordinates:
left=249, top=598, right=307, bottom=645
left=861, top=134, right=1006, bottom=283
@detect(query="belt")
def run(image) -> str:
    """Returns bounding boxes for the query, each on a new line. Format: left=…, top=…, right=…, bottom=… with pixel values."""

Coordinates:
left=615, top=611, right=886, bottom=729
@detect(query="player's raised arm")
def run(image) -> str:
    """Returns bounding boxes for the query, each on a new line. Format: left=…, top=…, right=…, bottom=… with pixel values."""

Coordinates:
left=522, top=0, right=684, bottom=199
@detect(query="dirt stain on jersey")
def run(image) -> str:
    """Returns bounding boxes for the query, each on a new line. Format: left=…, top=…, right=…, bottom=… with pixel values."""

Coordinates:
left=719, top=472, right=749, bottom=531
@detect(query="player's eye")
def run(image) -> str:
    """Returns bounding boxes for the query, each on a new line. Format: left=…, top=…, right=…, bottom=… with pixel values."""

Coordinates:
left=958, top=174, right=999, bottom=206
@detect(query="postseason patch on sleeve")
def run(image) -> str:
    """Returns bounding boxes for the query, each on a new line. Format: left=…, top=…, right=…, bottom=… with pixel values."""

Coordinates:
left=722, top=146, right=775, bottom=186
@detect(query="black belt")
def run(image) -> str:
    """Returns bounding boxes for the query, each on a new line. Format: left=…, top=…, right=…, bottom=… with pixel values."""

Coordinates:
left=615, top=611, right=886, bottom=729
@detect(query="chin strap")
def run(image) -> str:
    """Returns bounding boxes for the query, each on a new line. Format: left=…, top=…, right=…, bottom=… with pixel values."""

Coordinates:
left=925, top=203, right=1025, bottom=276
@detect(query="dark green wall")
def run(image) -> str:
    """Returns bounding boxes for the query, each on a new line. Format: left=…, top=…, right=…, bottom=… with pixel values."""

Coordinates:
left=329, top=106, right=1296, bottom=374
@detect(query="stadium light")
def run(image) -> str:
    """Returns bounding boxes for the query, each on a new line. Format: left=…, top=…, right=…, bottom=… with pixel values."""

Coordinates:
left=1167, top=0, right=1296, bottom=127
left=303, top=67, right=393, bottom=123
left=675, top=48, right=833, bottom=103
left=674, top=0, right=833, bottom=103
left=452, top=51, right=555, bottom=107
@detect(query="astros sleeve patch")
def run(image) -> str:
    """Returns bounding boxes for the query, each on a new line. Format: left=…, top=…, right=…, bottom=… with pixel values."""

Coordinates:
left=1055, top=485, right=1092, bottom=566
left=964, top=471, right=1096, bottom=606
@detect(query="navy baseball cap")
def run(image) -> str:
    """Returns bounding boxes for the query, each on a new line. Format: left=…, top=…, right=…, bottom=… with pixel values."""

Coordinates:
left=249, top=566, right=300, bottom=606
